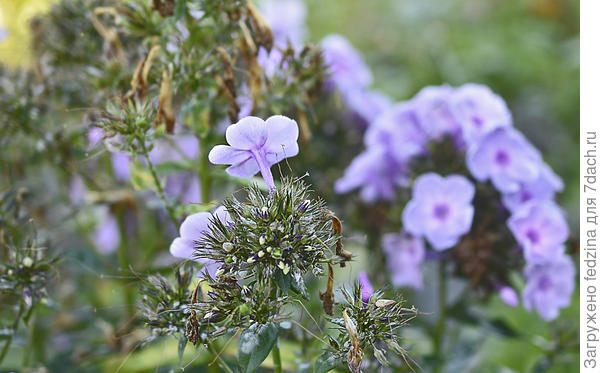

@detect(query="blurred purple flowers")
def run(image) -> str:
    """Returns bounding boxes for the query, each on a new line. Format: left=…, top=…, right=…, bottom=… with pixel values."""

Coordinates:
left=209, top=115, right=299, bottom=189
left=403, top=173, right=475, bottom=250
left=169, top=206, right=232, bottom=277
left=522, top=254, right=575, bottom=321
left=334, top=80, right=573, bottom=320
left=508, top=200, right=569, bottom=262
left=382, top=232, right=425, bottom=290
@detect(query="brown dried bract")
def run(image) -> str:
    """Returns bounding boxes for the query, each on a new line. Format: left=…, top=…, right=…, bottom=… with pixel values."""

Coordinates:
left=152, top=0, right=175, bottom=17
left=319, top=263, right=335, bottom=315
left=329, top=212, right=352, bottom=267
left=185, top=280, right=202, bottom=345
left=343, top=309, right=364, bottom=373
left=156, top=66, right=175, bottom=134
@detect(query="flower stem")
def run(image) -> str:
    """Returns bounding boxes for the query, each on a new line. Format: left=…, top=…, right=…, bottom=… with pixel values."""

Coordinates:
left=207, top=342, right=234, bottom=373
left=433, top=260, right=447, bottom=373
left=140, top=142, right=178, bottom=227
left=117, top=213, right=135, bottom=317
left=272, top=339, right=282, bottom=373
left=0, top=302, right=24, bottom=364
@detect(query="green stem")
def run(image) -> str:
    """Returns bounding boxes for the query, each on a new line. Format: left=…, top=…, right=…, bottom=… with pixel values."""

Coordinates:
left=272, top=339, right=282, bottom=373
left=117, top=214, right=135, bottom=317
left=198, top=135, right=212, bottom=204
left=433, top=260, right=447, bottom=373
left=0, top=302, right=24, bottom=364
left=207, top=343, right=234, bottom=373
left=140, top=142, right=178, bottom=226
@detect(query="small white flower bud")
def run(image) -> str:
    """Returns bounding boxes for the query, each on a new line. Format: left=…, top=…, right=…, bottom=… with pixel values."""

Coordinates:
left=259, top=235, right=266, bottom=245
left=22, top=257, right=34, bottom=268
left=247, top=257, right=256, bottom=264
left=257, top=250, right=265, bottom=258
left=222, top=242, right=234, bottom=251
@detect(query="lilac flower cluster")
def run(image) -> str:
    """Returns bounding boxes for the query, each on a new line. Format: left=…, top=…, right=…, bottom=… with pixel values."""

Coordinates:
left=336, top=83, right=574, bottom=320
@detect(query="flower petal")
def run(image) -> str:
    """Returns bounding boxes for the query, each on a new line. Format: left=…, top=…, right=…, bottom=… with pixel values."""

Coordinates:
left=225, top=156, right=260, bottom=178
left=179, top=212, right=212, bottom=240
left=208, top=145, right=251, bottom=165
left=169, top=237, right=194, bottom=260
left=225, top=116, right=267, bottom=150
left=263, top=115, right=299, bottom=158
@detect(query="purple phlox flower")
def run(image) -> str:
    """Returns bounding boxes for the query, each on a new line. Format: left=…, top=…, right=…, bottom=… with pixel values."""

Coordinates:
left=344, top=89, right=393, bottom=128
left=111, top=152, right=131, bottom=181
left=382, top=232, right=425, bottom=290
left=357, top=271, right=374, bottom=304
left=69, top=174, right=86, bottom=205
left=403, top=173, right=475, bottom=250
left=169, top=206, right=232, bottom=278
left=321, top=34, right=372, bottom=93
left=507, top=200, right=568, bottom=262
left=334, top=146, right=409, bottom=202
left=366, top=103, right=427, bottom=163
left=93, top=208, right=121, bottom=255
left=208, top=116, right=299, bottom=190
left=498, top=286, right=519, bottom=307
left=257, top=47, right=288, bottom=78
left=522, top=253, right=575, bottom=320
left=449, top=83, right=512, bottom=147
left=412, top=85, right=462, bottom=142
left=502, top=162, right=564, bottom=212
left=260, top=0, right=306, bottom=48
left=467, top=127, right=542, bottom=193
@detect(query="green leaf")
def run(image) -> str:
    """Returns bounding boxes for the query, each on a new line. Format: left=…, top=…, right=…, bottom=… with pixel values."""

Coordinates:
left=238, top=322, right=279, bottom=373
left=274, top=270, right=292, bottom=294
left=314, top=351, right=340, bottom=373
left=178, top=334, right=187, bottom=364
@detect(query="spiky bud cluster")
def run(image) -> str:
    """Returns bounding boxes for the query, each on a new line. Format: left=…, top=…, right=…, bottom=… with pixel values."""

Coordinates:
left=326, top=284, right=419, bottom=372
left=138, top=262, right=196, bottom=343
left=196, top=177, right=337, bottom=289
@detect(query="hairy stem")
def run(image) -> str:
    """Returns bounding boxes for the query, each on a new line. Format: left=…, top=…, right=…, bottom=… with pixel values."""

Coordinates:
left=272, top=339, right=283, bottom=373
left=433, top=260, right=447, bottom=373
left=117, top=213, right=135, bottom=317
left=207, top=343, right=235, bottom=373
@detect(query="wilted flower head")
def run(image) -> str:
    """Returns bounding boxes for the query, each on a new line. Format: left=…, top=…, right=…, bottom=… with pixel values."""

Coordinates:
left=208, top=116, right=299, bottom=190
left=321, top=34, right=372, bottom=93
left=501, top=162, right=564, bottom=212
left=450, top=83, right=512, bottom=146
left=522, top=254, right=575, bottom=320
left=403, top=173, right=475, bottom=250
left=169, top=207, right=232, bottom=277
left=357, top=272, right=374, bottom=304
left=507, top=200, right=568, bottom=262
left=467, top=127, right=541, bottom=193
left=382, top=232, right=425, bottom=290
left=334, top=147, right=409, bottom=202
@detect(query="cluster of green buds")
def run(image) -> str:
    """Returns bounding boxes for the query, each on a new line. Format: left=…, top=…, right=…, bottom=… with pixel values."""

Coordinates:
left=138, top=262, right=196, bottom=344
left=323, top=285, right=419, bottom=373
left=196, top=178, right=338, bottom=295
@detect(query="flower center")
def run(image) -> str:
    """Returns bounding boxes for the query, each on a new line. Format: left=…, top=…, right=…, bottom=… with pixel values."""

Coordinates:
left=433, top=204, right=450, bottom=221
left=525, top=229, right=540, bottom=244
left=495, top=150, right=510, bottom=166
left=471, top=115, right=484, bottom=128
left=538, top=275, right=552, bottom=291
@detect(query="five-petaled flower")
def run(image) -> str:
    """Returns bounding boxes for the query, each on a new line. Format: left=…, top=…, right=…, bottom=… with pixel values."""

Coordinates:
left=522, top=254, right=575, bottom=321
left=208, top=116, right=299, bottom=190
left=170, top=206, right=232, bottom=277
left=402, top=173, right=475, bottom=250
left=382, top=231, right=425, bottom=290
left=507, top=200, right=568, bottom=262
